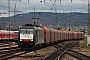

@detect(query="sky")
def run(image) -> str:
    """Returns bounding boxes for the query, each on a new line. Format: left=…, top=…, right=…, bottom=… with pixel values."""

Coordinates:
left=0, top=0, right=88, bottom=17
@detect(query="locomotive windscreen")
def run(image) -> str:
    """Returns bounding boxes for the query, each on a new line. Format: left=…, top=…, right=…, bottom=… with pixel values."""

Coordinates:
left=20, top=29, right=33, bottom=34
left=20, top=29, right=34, bottom=42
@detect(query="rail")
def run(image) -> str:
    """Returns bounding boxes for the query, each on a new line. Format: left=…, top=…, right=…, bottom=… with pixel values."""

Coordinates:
left=67, top=49, right=90, bottom=60
left=40, top=41, right=78, bottom=60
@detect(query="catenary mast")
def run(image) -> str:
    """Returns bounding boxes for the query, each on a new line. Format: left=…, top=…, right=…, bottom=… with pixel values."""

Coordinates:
left=88, top=0, right=90, bottom=35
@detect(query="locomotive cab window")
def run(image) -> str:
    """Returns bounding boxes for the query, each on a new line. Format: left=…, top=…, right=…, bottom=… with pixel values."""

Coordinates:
left=20, top=29, right=33, bottom=34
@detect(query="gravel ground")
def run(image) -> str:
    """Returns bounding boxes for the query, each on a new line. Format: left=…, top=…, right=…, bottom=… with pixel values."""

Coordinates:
left=60, top=53, right=78, bottom=60
left=8, top=46, right=57, bottom=60
left=8, top=41, right=90, bottom=60
left=73, top=40, right=90, bottom=56
left=8, top=42, right=69, bottom=60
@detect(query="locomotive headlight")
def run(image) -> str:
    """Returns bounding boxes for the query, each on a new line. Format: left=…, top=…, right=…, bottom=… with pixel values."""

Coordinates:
left=31, top=39, right=33, bottom=41
left=20, top=40, right=22, bottom=41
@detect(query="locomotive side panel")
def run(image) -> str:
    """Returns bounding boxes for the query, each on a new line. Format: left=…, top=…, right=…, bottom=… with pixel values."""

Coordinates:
left=73, top=32, right=76, bottom=40
left=55, top=30, right=57, bottom=42
left=45, top=28, right=50, bottom=43
left=69, top=32, right=73, bottom=40
left=49, top=28, right=54, bottom=43
left=64, top=31, right=67, bottom=40
left=73, top=32, right=78, bottom=40
left=71, top=32, right=73, bottom=40
left=58, top=30, right=60, bottom=41
left=68, top=32, right=70, bottom=40
left=63, top=31, right=65, bottom=40
left=41, top=27, right=50, bottom=43
left=66, top=32, right=68, bottom=40
left=59, top=31, right=61, bottom=41
left=36, top=29, right=44, bottom=44
left=62, top=31, right=64, bottom=41
left=76, top=32, right=79, bottom=39
left=60, top=31, right=62, bottom=41
left=64, top=32, right=66, bottom=40
left=51, top=29, right=55, bottom=42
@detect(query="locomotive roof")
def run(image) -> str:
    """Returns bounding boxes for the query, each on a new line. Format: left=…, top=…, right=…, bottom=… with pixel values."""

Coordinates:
left=20, top=26, right=44, bottom=31
left=24, top=24, right=40, bottom=27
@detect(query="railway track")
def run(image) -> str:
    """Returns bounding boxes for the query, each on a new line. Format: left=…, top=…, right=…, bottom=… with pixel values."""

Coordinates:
left=0, top=43, right=47, bottom=60
left=39, top=41, right=90, bottom=60
left=67, top=49, right=90, bottom=60
left=40, top=41, right=78, bottom=60
left=0, top=42, right=10, bottom=47
left=0, top=43, right=9, bottom=47
left=0, top=45, right=29, bottom=60
left=1, top=41, right=90, bottom=60
left=0, top=41, right=74, bottom=60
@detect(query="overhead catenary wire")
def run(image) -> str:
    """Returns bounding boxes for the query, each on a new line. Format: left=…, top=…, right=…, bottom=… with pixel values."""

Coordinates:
left=6, top=0, right=88, bottom=29
left=40, top=0, right=58, bottom=28
left=40, top=0, right=52, bottom=12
